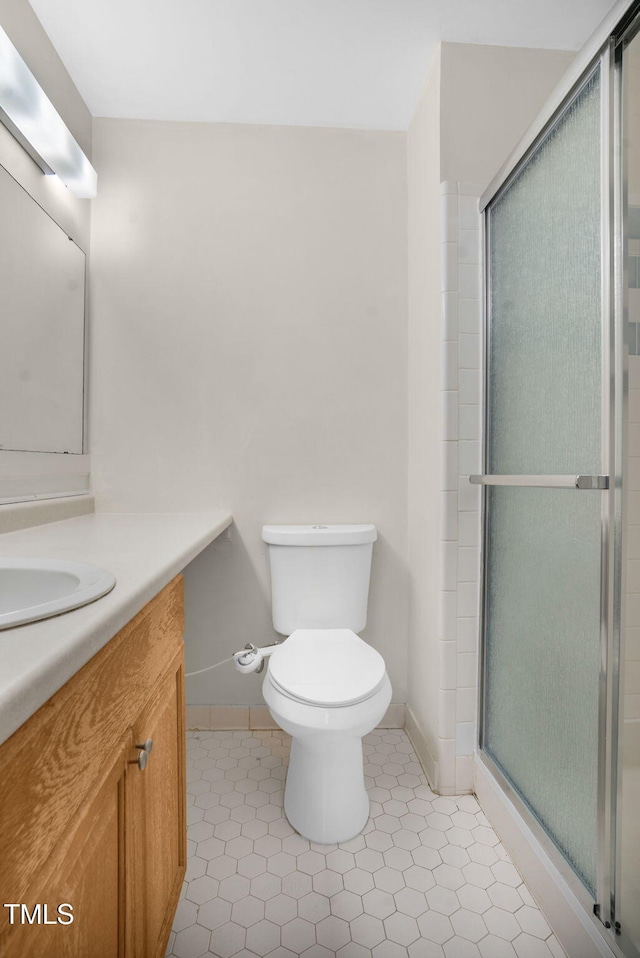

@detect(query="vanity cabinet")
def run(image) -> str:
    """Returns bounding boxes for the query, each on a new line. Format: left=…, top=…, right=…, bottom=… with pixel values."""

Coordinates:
left=0, top=576, right=186, bottom=958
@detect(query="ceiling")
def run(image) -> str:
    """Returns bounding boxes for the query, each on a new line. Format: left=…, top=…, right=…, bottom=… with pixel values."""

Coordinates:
left=27, top=0, right=618, bottom=131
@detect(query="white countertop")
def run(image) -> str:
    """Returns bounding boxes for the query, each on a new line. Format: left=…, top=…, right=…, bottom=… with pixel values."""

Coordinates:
left=0, top=510, right=233, bottom=745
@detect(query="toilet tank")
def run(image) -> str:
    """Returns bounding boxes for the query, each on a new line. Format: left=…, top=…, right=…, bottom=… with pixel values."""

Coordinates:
left=262, top=524, right=377, bottom=636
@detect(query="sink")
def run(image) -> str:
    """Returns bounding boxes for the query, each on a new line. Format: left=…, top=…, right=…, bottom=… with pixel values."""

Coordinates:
left=0, top=558, right=116, bottom=630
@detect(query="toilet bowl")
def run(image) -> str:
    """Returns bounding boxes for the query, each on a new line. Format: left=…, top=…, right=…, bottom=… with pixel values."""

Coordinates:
left=262, top=629, right=392, bottom=844
left=259, top=523, right=392, bottom=844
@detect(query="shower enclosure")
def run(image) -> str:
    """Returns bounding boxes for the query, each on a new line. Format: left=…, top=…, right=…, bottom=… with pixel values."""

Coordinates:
left=474, top=3, right=640, bottom=956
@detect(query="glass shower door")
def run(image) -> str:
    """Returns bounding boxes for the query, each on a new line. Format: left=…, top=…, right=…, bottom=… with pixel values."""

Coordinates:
left=478, top=65, right=607, bottom=899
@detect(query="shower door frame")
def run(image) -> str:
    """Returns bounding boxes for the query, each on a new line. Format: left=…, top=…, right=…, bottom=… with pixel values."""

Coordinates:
left=610, top=13, right=640, bottom=958
left=476, top=13, right=633, bottom=951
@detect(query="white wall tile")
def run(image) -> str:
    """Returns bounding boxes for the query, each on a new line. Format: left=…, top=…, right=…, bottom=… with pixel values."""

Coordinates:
left=628, top=524, right=640, bottom=559
left=441, top=193, right=459, bottom=240
left=458, top=547, right=480, bottom=584
left=458, top=229, right=480, bottom=265
left=628, top=559, right=640, bottom=594
left=459, top=512, right=481, bottom=548
left=456, top=687, right=477, bottom=723
left=459, top=404, right=481, bottom=441
left=458, top=476, right=481, bottom=513
left=459, top=194, right=480, bottom=230
left=625, top=696, right=640, bottom=719
left=438, top=737, right=457, bottom=787
left=629, top=423, right=640, bottom=458
left=459, top=298, right=481, bottom=335
left=435, top=181, right=484, bottom=777
left=457, top=652, right=478, bottom=688
left=442, top=292, right=458, bottom=341
left=457, top=617, right=479, bottom=653
left=457, top=581, right=480, bottom=618
left=439, top=690, right=457, bottom=739
left=459, top=334, right=480, bottom=369
left=456, top=722, right=476, bottom=755
left=441, top=391, right=459, bottom=441
left=441, top=243, right=459, bottom=292
left=458, top=441, right=481, bottom=477
left=441, top=441, right=458, bottom=491
left=440, top=641, right=458, bottom=691
left=455, top=754, right=474, bottom=792
left=630, top=390, right=640, bottom=423
left=627, top=492, right=640, bottom=525
left=442, top=342, right=459, bottom=390
left=627, top=593, right=640, bottom=628
left=628, top=457, right=640, bottom=491
left=627, top=628, right=640, bottom=660
left=459, top=368, right=481, bottom=405
left=440, top=491, right=458, bottom=541
left=624, top=660, right=640, bottom=695
left=440, top=590, right=458, bottom=642
left=459, top=264, right=481, bottom=300
left=441, top=540, right=458, bottom=591
left=629, top=356, right=640, bottom=388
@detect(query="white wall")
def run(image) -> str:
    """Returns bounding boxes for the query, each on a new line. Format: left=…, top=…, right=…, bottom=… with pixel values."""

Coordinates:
left=440, top=42, right=577, bottom=188
left=89, top=119, right=409, bottom=708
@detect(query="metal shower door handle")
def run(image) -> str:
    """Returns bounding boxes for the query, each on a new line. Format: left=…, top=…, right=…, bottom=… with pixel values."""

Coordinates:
left=469, top=474, right=609, bottom=490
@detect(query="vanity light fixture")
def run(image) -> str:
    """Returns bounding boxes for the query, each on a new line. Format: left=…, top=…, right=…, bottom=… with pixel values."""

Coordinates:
left=0, top=24, right=97, bottom=198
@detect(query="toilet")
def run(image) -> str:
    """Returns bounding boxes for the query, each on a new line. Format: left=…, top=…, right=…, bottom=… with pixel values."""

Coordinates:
left=260, top=524, right=392, bottom=844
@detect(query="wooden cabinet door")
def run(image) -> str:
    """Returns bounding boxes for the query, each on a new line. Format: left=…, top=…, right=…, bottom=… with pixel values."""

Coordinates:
left=126, top=651, right=186, bottom=958
left=1, top=739, right=128, bottom=958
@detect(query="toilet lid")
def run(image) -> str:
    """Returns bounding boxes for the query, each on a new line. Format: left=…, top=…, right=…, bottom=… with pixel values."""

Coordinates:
left=268, top=629, right=386, bottom=707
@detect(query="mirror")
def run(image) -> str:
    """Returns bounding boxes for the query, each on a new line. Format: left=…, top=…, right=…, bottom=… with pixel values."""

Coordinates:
left=0, top=162, right=86, bottom=454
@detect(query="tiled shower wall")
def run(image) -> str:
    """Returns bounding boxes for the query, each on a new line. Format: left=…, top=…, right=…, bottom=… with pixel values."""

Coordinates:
left=437, top=182, right=483, bottom=795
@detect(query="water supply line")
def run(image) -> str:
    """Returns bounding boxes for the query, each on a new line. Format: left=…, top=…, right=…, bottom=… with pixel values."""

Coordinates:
left=185, top=656, right=234, bottom=678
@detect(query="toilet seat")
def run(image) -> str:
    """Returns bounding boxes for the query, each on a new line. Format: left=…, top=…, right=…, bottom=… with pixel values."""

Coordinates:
left=267, top=628, right=386, bottom=708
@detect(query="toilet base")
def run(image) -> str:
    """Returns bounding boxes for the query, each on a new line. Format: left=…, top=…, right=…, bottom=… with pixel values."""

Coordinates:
left=285, top=733, right=370, bottom=844
left=262, top=672, right=392, bottom=844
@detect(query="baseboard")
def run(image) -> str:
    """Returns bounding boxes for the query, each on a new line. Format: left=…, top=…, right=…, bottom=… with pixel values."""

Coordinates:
left=404, top=705, right=438, bottom=790
left=474, top=756, right=618, bottom=958
left=186, top=702, right=407, bottom=731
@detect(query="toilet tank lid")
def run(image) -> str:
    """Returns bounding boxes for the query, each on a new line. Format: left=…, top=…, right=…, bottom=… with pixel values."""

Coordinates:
left=262, top=524, right=377, bottom=546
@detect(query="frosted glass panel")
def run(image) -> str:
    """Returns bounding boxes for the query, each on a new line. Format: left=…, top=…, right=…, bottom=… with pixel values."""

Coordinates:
left=484, top=488, right=601, bottom=892
left=483, top=67, right=603, bottom=898
left=488, top=69, right=601, bottom=475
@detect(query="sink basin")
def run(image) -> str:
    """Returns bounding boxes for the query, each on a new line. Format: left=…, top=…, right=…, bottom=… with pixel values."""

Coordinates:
left=0, top=558, right=116, bottom=630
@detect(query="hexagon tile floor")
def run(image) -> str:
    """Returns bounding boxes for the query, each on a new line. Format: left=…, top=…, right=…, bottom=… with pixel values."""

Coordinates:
left=165, top=729, right=566, bottom=958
